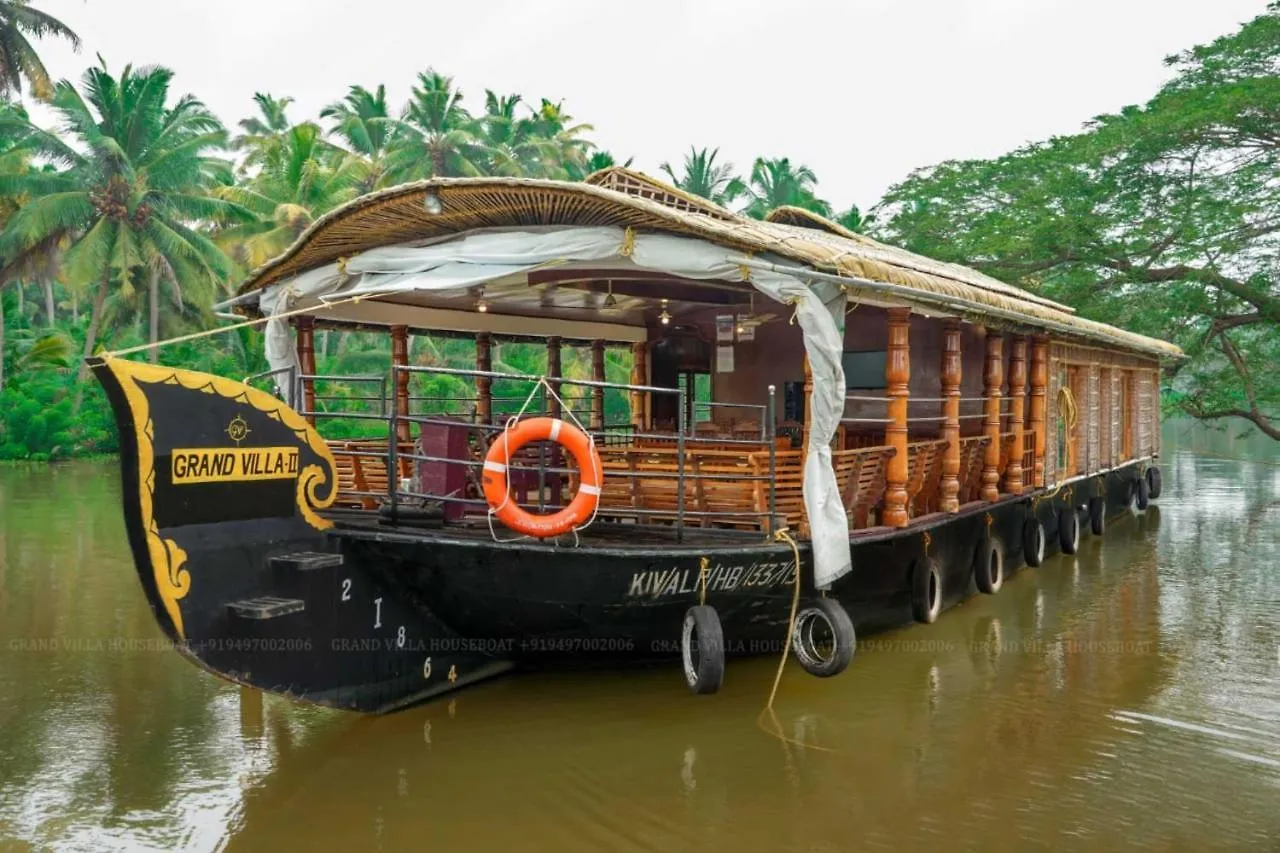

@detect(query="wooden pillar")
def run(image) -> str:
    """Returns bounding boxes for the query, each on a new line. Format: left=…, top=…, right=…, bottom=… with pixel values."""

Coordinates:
left=1006, top=336, right=1027, bottom=495
left=295, top=316, right=316, bottom=423
left=590, top=339, right=605, bottom=430
left=939, top=319, right=962, bottom=512
left=629, top=341, right=647, bottom=432
left=1029, top=337, right=1048, bottom=489
left=475, top=332, right=492, bottom=424
left=546, top=336, right=563, bottom=419
left=981, top=331, right=1004, bottom=502
left=883, top=308, right=911, bottom=528
left=390, top=324, right=410, bottom=443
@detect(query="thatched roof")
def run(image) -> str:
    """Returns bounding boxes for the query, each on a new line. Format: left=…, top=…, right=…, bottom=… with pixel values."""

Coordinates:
left=235, top=168, right=1182, bottom=359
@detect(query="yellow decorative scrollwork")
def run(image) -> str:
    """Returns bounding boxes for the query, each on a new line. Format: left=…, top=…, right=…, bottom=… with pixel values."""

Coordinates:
left=101, top=357, right=339, bottom=638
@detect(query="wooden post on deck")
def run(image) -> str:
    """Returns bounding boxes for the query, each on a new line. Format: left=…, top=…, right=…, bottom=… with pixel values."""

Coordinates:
left=1029, top=336, right=1048, bottom=489
left=884, top=307, right=911, bottom=528
left=546, top=336, right=563, bottom=419
left=590, top=339, right=605, bottom=430
left=629, top=341, right=647, bottom=432
left=981, top=331, right=1004, bottom=502
left=295, top=316, right=316, bottom=424
left=1006, top=336, right=1027, bottom=495
left=390, top=324, right=410, bottom=443
left=939, top=319, right=962, bottom=513
left=475, top=332, right=493, bottom=424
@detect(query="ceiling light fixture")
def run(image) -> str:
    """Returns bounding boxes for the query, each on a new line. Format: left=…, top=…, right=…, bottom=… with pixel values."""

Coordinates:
left=659, top=298, right=671, bottom=325
left=423, top=191, right=442, bottom=215
left=603, top=280, right=617, bottom=309
left=476, top=287, right=488, bottom=313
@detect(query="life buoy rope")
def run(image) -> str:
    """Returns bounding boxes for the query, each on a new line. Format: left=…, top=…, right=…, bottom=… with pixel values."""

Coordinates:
left=482, top=377, right=603, bottom=541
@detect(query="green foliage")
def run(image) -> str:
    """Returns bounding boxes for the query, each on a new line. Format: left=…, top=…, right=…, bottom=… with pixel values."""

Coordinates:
left=876, top=3, right=1280, bottom=438
left=0, top=0, right=79, bottom=100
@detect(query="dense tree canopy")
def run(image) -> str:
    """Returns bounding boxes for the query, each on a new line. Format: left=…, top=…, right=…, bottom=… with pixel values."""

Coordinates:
left=877, top=2, right=1280, bottom=437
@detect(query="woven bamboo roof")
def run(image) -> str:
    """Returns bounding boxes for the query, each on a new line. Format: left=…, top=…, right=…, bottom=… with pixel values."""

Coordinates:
left=236, top=169, right=1182, bottom=359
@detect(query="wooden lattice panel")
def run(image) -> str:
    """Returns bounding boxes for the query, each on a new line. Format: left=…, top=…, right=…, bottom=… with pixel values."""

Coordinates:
left=1046, top=361, right=1060, bottom=485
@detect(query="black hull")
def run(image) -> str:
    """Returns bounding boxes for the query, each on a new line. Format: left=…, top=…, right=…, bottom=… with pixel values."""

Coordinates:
left=91, top=358, right=1158, bottom=713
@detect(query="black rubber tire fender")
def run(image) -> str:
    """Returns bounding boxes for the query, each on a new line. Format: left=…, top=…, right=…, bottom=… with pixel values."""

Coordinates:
left=1022, top=518, right=1046, bottom=567
left=682, top=605, right=725, bottom=695
left=1059, top=506, right=1081, bottom=554
left=1136, top=475, right=1150, bottom=510
left=1088, top=496, right=1106, bottom=536
left=974, top=535, right=1004, bottom=594
left=1146, top=466, right=1163, bottom=499
left=910, top=557, right=943, bottom=624
left=791, top=598, right=856, bottom=678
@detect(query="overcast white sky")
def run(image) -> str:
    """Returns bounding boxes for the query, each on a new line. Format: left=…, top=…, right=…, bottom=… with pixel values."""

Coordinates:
left=31, top=0, right=1270, bottom=212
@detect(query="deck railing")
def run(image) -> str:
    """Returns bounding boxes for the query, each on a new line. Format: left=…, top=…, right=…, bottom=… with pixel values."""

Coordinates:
left=284, top=364, right=785, bottom=540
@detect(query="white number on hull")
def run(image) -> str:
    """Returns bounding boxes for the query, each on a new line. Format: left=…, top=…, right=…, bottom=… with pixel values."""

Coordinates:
left=374, top=597, right=383, bottom=629
left=341, top=579, right=351, bottom=602
left=397, top=626, right=406, bottom=648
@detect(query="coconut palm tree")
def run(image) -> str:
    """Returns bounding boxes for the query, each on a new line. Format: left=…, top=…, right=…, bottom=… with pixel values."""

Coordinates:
left=474, top=91, right=546, bottom=177
left=0, top=0, right=79, bottom=101
left=524, top=98, right=594, bottom=179
left=563, top=149, right=633, bottom=181
left=659, top=146, right=743, bottom=205
left=835, top=204, right=875, bottom=233
left=384, top=70, right=490, bottom=182
left=740, top=157, right=831, bottom=219
left=233, top=92, right=298, bottom=174
left=0, top=61, right=242, bottom=401
left=321, top=84, right=394, bottom=190
left=216, top=122, right=363, bottom=270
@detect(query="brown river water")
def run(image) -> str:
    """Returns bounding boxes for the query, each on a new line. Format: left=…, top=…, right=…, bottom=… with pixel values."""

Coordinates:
left=1, top=425, right=1278, bottom=852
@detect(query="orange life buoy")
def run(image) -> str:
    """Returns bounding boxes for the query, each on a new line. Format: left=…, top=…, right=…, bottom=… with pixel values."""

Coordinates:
left=482, top=417, right=602, bottom=538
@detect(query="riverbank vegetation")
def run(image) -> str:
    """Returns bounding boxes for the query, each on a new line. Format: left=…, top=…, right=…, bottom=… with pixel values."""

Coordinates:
left=0, top=1, right=1276, bottom=458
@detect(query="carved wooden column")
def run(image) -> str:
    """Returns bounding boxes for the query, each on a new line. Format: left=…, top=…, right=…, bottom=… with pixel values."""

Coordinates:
left=295, top=316, right=316, bottom=423
left=1006, top=336, right=1027, bottom=495
left=390, top=324, right=410, bottom=443
left=939, top=319, right=962, bottom=512
left=1028, top=336, right=1048, bottom=489
left=629, top=341, right=647, bottom=432
left=475, top=332, right=492, bottom=424
left=546, top=336, right=563, bottom=419
left=981, top=331, right=1004, bottom=502
left=590, top=339, right=605, bottom=430
left=883, top=308, right=911, bottom=528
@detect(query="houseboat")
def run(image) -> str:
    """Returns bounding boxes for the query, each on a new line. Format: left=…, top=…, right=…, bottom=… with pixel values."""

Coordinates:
left=90, top=169, right=1179, bottom=712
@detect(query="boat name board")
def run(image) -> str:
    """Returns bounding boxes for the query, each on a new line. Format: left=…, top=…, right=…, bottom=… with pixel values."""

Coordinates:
left=170, top=447, right=300, bottom=485
left=626, top=559, right=797, bottom=599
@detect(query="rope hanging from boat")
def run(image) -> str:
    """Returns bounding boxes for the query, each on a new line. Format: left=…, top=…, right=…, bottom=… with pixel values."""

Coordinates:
left=101, top=293, right=372, bottom=358
left=755, top=528, right=832, bottom=752
left=1058, top=385, right=1078, bottom=430
left=484, top=376, right=602, bottom=545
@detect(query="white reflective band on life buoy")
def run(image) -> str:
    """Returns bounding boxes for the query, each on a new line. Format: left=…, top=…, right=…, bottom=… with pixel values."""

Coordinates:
left=548, top=419, right=562, bottom=441
left=580, top=484, right=601, bottom=496
left=483, top=460, right=507, bottom=474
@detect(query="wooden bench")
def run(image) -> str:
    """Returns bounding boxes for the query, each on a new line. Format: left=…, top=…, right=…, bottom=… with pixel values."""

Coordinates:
left=327, top=440, right=414, bottom=510
left=906, top=438, right=949, bottom=517
left=958, top=435, right=992, bottom=504
left=747, top=445, right=896, bottom=533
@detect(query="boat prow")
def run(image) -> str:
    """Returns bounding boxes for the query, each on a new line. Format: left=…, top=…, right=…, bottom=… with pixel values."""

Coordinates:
left=90, top=356, right=510, bottom=711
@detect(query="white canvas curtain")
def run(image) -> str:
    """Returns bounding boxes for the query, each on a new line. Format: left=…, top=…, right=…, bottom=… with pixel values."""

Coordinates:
left=257, top=226, right=852, bottom=587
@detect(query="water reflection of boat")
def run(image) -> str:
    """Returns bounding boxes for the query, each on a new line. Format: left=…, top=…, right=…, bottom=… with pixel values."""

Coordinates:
left=221, top=510, right=1173, bottom=852
left=91, top=172, right=1177, bottom=712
